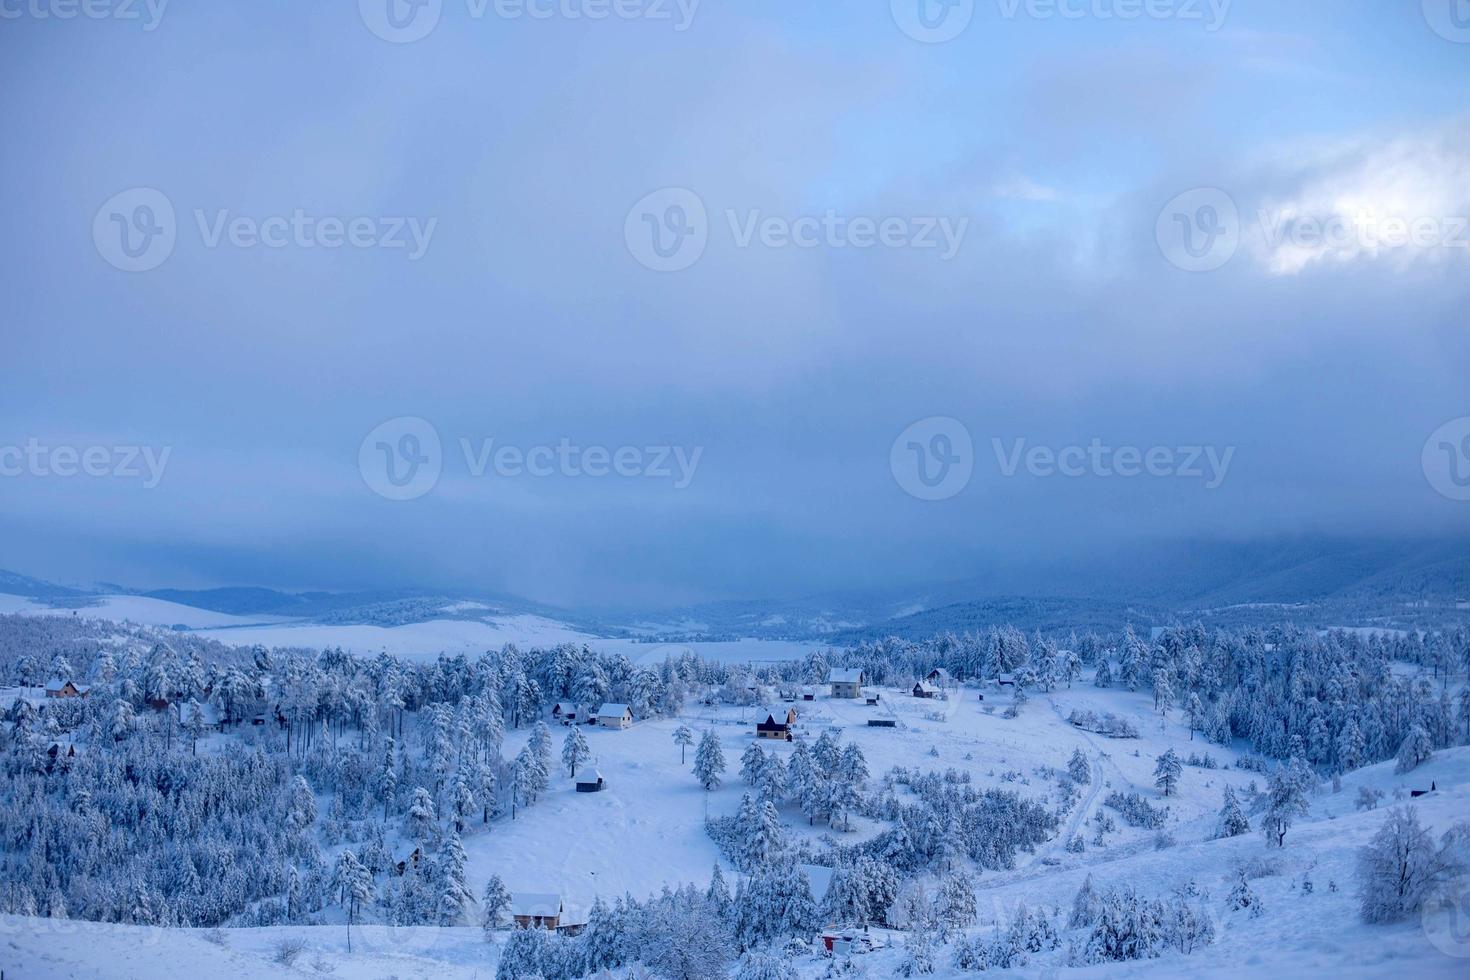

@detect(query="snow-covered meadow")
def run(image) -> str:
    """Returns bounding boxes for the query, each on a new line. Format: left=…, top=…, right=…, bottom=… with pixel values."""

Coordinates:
left=1, top=611, right=1467, bottom=979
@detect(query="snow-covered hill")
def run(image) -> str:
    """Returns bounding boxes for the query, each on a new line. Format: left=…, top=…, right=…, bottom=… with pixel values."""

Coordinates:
left=5, top=674, right=1466, bottom=979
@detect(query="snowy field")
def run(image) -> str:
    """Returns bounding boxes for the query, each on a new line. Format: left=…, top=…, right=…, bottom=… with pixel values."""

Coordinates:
left=5, top=669, right=1468, bottom=979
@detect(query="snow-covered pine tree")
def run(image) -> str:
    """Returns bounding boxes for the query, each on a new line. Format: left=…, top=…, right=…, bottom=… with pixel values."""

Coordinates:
left=1227, top=869, right=1262, bottom=916
left=407, top=786, right=436, bottom=839
left=286, top=775, right=317, bottom=832
left=1068, top=873, right=1102, bottom=928
left=1068, top=747, right=1091, bottom=784
left=936, top=869, right=977, bottom=935
left=482, top=874, right=511, bottom=930
left=673, top=723, right=695, bottom=764
left=1214, top=785, right=1250, bottom=838
left=1395, top=723, right=1434, bottom=774
left=740, top=740, right=766, bottom=786
left=694, top=730, right=726, bottom=791
left=562, top=725, right=591, bottom=778
left=1260, top=756, right=1312, bottom=847
left=436, top=831, right=474, bottom=925
left=1153, top=749, right=1182, bottom=797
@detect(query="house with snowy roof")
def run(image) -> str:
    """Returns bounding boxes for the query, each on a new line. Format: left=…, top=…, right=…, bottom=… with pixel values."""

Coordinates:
left=912, top=680, right=939, bottom=698
left=756, top=707, right=797, bottom=741
left=926, top=668, right=952, bottom=686
left=551, top=702, right=587, bottom=724
left=797, top=864, right=834, bottom=905
left=44, top=678, right=89, bottom=699
left=512, top=893, right=564, bottom=930
left=595, top=703, right=633, bottom=729
left=182, top=700, right=223, bottom=732
left=828, top=668, right=864, bottom=699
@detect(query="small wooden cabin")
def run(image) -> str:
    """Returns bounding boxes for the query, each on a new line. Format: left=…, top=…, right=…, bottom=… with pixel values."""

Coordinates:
left=912, top=680, right=938, bottom=699
left=576, top=771, right=606, bottom=793
left=512, top=893, right=564, bottom=930
left=44, top=679, right=89, bottom=699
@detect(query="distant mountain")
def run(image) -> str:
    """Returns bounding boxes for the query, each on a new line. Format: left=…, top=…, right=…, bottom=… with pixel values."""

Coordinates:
left=3, top=536, right=1465, bottom=641
left=0, top=569, right=90, bottom=599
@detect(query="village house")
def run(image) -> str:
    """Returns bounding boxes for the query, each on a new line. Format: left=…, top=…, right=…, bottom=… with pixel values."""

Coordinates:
left=182, top=700, right=223, bottom=732
left=551, top=702, right=585, bottom=725
left=926, top=668, right=952, bottom=686
left=828, top=668, right=864, bottom=699
left=911, top=680, right=938, bottom=699
left=796, top=864, right=834, bottom=906
left=595, top=703, right=633, bottom=729
left=576, top=770, right=606, bottom=793
left=394, top=847, right=424, bottom=876
left=44, top=678, right=89, bottom=699
left=755, top=707, right=798, bottom=741
left=512, top=893, right=564, bottom=930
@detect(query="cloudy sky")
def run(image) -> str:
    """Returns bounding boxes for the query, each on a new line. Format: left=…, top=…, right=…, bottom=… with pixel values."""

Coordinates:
left=1, top=1, right=1467, bottom=607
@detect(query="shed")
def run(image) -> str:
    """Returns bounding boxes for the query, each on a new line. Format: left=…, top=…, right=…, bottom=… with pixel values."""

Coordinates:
left=576, top=770, right=606, bottom=793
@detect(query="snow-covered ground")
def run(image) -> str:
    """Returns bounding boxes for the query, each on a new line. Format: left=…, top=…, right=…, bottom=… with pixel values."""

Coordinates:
left=6, top=674, right=1466, bottom=979
left=0, top=592, right=282, bottom=630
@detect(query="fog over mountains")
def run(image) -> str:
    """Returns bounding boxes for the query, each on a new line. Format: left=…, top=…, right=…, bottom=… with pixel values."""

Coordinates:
left=6, top=535, right=1465, bottom=641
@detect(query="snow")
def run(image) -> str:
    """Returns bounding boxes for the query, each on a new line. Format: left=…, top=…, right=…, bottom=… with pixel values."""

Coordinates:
left=4, top=652, right=1467, bottom=979
left=0, top=592, right=821, bottom=664
left=0, top=592, right=282, bottom=629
